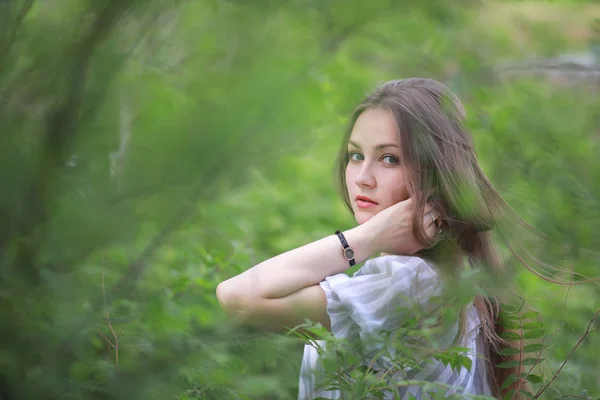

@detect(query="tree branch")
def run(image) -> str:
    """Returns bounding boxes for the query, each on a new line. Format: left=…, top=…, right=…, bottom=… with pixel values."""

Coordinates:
left=102, top=272, right=119, bottom=366
left=0, top=0, right=36, bottom=66
left=533, top=308, right=600, bottom=399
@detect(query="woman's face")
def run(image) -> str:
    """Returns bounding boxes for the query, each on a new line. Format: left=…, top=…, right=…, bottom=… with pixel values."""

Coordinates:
left=345, top=108, right=410, bottom=224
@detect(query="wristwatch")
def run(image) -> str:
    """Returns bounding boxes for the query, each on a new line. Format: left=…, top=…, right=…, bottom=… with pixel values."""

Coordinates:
left=335, top=230, right=355, bottom=266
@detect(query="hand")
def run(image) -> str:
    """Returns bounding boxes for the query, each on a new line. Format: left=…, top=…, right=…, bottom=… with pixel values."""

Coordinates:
left=360, top=198, right=441, bottom=256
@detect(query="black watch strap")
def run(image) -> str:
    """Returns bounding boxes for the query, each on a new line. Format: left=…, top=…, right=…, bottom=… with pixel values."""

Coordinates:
left=335, top=230, right=355, bottom=266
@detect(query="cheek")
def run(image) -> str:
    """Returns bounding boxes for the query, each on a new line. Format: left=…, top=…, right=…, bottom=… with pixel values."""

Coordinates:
left=387, top=172, right=410, bottom=203
left=391, top=184, right=409, bottom=203
left=345, top=166, right=355, bottom=191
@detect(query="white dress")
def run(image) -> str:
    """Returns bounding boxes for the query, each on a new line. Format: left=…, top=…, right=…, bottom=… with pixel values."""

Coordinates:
left=297, top=255, right=493, bottom=399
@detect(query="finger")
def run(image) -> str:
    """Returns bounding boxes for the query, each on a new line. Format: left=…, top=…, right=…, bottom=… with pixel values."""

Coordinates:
left=430, top=209, right=442, bottom=226
left=423, top=202, right=435, bottom=215
left=425, top=216, right=443, bottom=239
left=424, top=221, right=438, bottom=240
left=422, top=209, right=442, bottom=227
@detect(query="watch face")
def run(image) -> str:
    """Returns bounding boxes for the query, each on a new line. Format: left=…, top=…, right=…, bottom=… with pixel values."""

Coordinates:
left=344, top=248, right=355, bottom=260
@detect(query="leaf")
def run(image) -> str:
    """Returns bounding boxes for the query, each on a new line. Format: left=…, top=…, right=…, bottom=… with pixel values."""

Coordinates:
left=322, top=357, right=338, bottom=373
left=459, top=355, right=473, bottom=371
left=520, top=310, right=539, bottom=319
left=525, top=374, right=544, bottom=384
left=522, top=357, right=544, bottom=366
left=499, top=313, right=519, bottom=322
left=449, top=357, right=458, bottom=371
left=497, top=360, right=521, bottom=368
left=522, top=343, right=546, bottom=353
left=433, top=353, right=452, bottom=367
left=499, top=331, right=521, bottom=341
left=500, top=374, right=519, bottom=390
left=518, top=390, right=533, bottom=398
left=521, top=321, right=543, bottom=330
left=498, top=347, right=521, bottom=356
left=503, top=390, right=517, bottom=400
left=502, top=305, right=517, bottom=313
left=523, top=329, right=548, bottom=340
left=353, top=381, right=366, bottom=397
left=446, top=346, right=470, bottom=353
left=344, top=351, right=360, bottom=365
left=500, top=320, right=521, bottom=330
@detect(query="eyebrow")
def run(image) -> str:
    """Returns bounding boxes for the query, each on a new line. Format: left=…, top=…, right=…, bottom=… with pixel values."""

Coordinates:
left=348, top=140, right=399, bottom=151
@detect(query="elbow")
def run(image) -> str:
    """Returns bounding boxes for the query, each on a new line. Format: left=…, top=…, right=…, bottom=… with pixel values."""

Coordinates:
left=216, top=281, right=236, bottom=312
left=216, top=279, right=251, bottom=316
left=217, top=280, right=265, bottom=325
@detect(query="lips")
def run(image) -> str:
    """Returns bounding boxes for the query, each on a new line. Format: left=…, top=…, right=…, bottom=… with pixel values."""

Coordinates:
left=356, top=195, right=378, bottom=204
left=355, top=195, right=378, bottom=209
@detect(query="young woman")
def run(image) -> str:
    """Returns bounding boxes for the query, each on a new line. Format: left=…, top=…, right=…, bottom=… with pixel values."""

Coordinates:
left=216, top=78, right=523, bottom=399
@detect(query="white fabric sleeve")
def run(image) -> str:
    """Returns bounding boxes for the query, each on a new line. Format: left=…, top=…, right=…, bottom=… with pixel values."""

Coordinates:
left=318, top=255, right=441, bottom=344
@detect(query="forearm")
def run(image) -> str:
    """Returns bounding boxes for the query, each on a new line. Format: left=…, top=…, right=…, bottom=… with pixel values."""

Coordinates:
left=218, top=224, right=375, bottom=301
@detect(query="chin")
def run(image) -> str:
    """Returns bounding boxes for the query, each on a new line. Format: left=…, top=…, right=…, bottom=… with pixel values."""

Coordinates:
left=354, top=211, right=373, bottom=225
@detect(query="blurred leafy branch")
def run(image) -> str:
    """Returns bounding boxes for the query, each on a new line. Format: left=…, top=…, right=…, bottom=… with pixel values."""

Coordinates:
left=0, top=0, right=599, bottom=399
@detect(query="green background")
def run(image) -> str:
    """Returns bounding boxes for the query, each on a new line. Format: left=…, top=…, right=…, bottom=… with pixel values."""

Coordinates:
left=0, top=0, right=599, bottom=399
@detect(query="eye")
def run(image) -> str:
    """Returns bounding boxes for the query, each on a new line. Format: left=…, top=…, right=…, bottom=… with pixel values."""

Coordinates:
left=348, top=151, right=364, bottom=162
left=382, top=155, right=399, bottom=165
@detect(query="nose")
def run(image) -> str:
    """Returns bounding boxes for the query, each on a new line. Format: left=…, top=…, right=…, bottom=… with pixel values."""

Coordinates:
left=355, top=164, right=376, bottom=189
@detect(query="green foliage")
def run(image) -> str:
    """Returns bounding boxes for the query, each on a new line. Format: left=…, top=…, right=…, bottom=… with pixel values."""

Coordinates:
left=496, top=303, right=548, bottom=396
left=287, top=304, right=496, bottom=399
left=1, top=0, right=599, bottom=399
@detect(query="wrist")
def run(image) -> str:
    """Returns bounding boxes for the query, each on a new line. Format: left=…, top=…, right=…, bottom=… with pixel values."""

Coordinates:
left=344, top=224, right=376, bottom=263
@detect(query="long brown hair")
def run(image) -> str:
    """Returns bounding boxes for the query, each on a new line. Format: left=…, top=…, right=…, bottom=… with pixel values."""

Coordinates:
left=334, top=78, right=527, bottom=398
